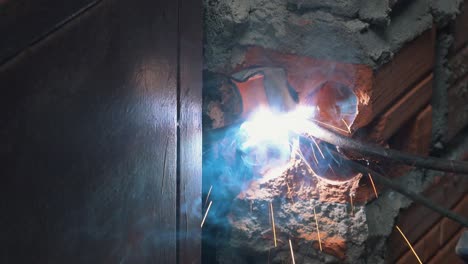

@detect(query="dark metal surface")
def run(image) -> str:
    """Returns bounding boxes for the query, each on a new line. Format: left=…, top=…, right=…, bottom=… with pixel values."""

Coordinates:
left=0, top=0, right=201, bottom=263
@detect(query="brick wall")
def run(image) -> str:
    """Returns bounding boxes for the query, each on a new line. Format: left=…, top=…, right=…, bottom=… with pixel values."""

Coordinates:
left=374, top=2, right=468, bottom=262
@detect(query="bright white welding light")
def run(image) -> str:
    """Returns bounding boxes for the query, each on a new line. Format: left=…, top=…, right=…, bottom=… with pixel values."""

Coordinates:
left=239, top=108, right=290, bottom=149
left=239, top=106, right=316, bottom=149
left=238, top=108, right=292, bottom=170
left=238, top=106, right=318, bottom=175
left=284, top=106, right=316, bottom=134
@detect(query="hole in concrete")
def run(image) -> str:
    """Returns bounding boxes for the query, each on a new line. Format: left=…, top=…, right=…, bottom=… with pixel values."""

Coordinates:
left=304, top=81, right=358, bottom=133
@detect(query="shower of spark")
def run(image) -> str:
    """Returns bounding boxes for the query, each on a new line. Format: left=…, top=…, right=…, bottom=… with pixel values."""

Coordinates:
left=237, top=106, right=324, bottom=178
left=311, top=137, right=325, bottom=159
left=308, top=117, right=349, bottom=134
left=341, top=118, right=352, bottom=134
left=270, top=202, right=278, bottom=247
left=313, top=207, right=323, bottom=251
left=368, top=173, right=378, bottom=198
left=201, top=201, right=213, bottom=228
left=205, top=185, right=213, bottom=208
left=396, top=225, right=423, bottom=264
left=289, top=239, right=296, bottom=264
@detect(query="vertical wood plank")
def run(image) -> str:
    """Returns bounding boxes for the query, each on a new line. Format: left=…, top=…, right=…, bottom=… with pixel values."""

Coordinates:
left=178, top=0, right=203, bottom=262
left=0, top=0, right=181, bottom=263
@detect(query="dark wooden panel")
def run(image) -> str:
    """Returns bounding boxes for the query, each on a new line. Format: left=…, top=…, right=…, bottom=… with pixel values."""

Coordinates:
left=0, top=0, right=99, bottom=64
left=0, top=0, right=180, bottom=263
left=178, top=0, right=203, bottom=262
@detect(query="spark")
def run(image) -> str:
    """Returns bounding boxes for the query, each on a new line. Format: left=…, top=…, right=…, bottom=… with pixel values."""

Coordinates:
left=294, top=147, right=318, bottom=176
left=201, top=201, right=212, bottom=228
left=313, top=207, right=323, bottom=251
left=308, top=117, right=350, bottom=134
left=396, top=225, right=423, bottom=264
left=310, top=142, right=319, bottom=165
left=368, top=173, right=379, bottom=198
left=270, top=202, right=277, bottom=247
left=341, top=118, right=352, bottom=134
left=204, top=185, right=213, bottom=208
left=311, top=137, right=325, bottom=159
left=328, top=164, right=337, bottom=178
left=289, top=239, right=296, bottom=264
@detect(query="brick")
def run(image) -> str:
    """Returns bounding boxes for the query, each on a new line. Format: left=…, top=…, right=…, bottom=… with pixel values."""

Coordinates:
left=453, top=1, right=468, bottom=54
left=391, top=104, right=433, bottom=155
left=371, top=75, right=433, bottom=143
left=447, top=33, right=468, bottom=141
left=440, top=195, right=468, bottom=243
left=447, top=74, right=468, bottom=140
left=370, top=28, right=435, bottom=128
left=448, top=45, right=468, bottom=86
left=387, top=175, right=468, bottom=262
left=396, top=195, right=468, bottom=264
left=396, top=224, right=439, bottom=264
left=384, top=105, right=433, bottom=178
left=427, top=228, right=465, bottom=264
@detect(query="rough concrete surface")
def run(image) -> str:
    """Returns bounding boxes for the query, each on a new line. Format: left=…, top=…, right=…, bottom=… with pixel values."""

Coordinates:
left=217, top=158, right=369, bottom=263
left=203, top=0, right=447, bottom=71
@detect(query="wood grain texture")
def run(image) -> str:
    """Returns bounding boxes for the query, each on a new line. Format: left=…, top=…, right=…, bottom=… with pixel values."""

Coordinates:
left=0, top=0, right=99, bottom=64
left=178, top=0, right=203, bottom=262
left=369, top=28, right=435, bottom=125
left=0, top=0, right=185, bottom=262
left=370, top=75, right=433, bottom=143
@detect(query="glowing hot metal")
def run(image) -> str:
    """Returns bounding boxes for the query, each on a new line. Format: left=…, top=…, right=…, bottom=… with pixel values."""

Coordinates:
left=289, top=239, right=296, bottom=264
left=270, top=202, right=278, bottom=247
left=396, top=225, right=423, bottom=264
left=201, top=201, right=212, bottom=228
left=313, top=207, right=323, bottom=252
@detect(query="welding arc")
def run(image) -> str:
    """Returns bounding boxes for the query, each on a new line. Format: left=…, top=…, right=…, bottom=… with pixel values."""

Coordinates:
left=349, top=161, right=468, bottom=228
left=306, top=122, right=468, bottom=174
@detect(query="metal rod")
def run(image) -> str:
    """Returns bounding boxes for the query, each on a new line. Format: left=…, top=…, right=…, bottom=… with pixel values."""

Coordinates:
left=304, top=122, right=468, bottom=174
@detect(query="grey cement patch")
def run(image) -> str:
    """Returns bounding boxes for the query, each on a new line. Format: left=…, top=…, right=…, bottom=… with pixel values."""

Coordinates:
left=432, top=33, right=453, bottom=145
left=431, top=0, right=463, bottom=26
left=204, top=0, right=445, bottom=71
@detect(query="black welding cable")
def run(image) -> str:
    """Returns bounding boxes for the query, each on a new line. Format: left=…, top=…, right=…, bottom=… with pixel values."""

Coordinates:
left=305, top=122, right=468, bottom=174
left=348, top=161, right=468, bottom=228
